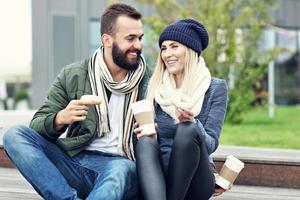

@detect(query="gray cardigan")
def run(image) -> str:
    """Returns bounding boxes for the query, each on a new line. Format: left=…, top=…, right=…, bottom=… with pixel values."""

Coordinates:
left=155, top=77, right=228, bottom=171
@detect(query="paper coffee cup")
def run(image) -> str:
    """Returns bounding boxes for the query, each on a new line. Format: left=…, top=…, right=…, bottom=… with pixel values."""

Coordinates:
left=216, top=155, right=245, bottom=190
left=131, top=99, right=155, bottom=135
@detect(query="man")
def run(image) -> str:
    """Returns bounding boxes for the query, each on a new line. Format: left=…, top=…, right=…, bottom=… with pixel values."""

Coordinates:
left=3, top=3, right=148, bottom=200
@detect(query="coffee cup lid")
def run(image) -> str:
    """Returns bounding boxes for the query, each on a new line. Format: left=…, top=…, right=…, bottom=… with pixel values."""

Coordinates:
left=227, top=155, right=244, bottom=167
left=131, top=99, right=152, bottom=113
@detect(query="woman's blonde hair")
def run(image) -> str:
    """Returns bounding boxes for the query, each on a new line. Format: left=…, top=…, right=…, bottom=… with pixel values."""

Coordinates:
left=146, top=46, right=199, bottom=101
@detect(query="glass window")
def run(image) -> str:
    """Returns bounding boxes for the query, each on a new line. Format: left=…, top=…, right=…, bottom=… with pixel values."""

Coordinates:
left=89, top=19, right=101, bottom=54
left=274, top=28, right=300, bottom=104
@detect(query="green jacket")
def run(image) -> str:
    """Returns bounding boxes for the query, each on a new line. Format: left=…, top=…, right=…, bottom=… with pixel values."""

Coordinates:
left=29, top=58, right=149, bottom=157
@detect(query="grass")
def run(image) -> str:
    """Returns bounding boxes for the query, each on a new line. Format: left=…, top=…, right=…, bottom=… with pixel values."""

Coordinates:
left=220, top=105, right=300, bottom=149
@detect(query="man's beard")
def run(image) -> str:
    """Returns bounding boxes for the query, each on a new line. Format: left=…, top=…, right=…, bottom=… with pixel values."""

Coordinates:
left=112, top=42, right=141, bottom=70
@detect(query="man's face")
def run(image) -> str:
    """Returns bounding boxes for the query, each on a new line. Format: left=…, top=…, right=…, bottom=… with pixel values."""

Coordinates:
left=112, top=42, right=141, bottom=70
left=111, top=16, right=144, bottom=70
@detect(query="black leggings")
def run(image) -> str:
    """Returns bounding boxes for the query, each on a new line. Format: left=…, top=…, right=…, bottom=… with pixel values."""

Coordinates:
left=135, top=122, right=215, bottom=200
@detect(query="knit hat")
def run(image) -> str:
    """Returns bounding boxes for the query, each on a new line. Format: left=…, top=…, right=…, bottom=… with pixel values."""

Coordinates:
left=159, top=19, right=209, bottom=54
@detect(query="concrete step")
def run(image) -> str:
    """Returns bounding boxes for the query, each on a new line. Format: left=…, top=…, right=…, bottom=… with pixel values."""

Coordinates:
left=212, top=146, right=300, bottom=189
left=1, top=167, right=300, bottom=200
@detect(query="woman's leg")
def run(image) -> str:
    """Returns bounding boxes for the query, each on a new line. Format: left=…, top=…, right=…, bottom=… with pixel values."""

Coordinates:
left=167, top=122, right=215, bottom=200
left=135, top=136, right=167, bottom=200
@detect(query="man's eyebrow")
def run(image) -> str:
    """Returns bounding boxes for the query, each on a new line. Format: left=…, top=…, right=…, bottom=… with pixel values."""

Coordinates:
left=125, top=33, right=144, bottom=38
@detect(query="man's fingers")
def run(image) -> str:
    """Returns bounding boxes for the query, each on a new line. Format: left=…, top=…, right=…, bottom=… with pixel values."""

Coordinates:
left=70, top=99, right=83, bottom=105
left=73, top=115, right=87, bottom=122
left=75, top=105, right=89, bottom=111
left=73, top=110, right=88, bottom=116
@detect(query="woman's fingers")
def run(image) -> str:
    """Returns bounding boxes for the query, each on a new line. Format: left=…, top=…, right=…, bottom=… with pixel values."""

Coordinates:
left=134, top=122, right=139, bottom=128
left=133, top=127, right=142, bottom=134
left=175, top=107, right=194, bottom=122
left=136, top=132, right=146, bottom=139
left=212, top=187, right=225, bottom=197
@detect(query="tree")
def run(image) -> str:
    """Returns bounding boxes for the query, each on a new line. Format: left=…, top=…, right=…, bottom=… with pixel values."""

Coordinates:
left=138, top=0, right=278, bottom=123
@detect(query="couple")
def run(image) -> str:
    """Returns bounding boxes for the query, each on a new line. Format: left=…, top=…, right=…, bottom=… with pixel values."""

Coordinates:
left=3, top=3, right=228, bottom=200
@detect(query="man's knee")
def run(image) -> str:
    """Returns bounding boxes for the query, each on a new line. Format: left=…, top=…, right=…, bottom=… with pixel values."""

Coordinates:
left=3, top=125, right=29, bottom=149
left=118, top=159, right=136, bottom=177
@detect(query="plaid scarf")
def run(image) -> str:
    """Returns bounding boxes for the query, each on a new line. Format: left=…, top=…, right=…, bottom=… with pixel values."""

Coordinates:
left=88, top=47, right=146, bottom=160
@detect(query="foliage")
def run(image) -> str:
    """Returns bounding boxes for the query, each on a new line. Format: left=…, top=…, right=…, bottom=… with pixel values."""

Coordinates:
left=137, top=0, right=279, bottom=123
left=13, top=88, right=30, bottom=109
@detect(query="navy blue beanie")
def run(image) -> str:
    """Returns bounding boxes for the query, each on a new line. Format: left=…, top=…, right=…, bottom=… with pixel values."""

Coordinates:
left=159, top=19, right=209, bottom=54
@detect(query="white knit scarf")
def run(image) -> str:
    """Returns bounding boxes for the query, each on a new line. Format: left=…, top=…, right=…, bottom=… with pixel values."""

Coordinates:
left=88, top=47, right=146, bottom=159
left=155, top=56, right=211, bottom=121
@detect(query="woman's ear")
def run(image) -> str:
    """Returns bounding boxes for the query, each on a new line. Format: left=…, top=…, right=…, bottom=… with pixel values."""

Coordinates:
left=101, top=34, right=113, bottom=48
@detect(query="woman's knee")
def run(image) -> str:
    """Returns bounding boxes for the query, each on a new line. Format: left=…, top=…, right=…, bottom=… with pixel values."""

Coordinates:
left=136, top=136, right=159, bottom=153
left=135, top=136, right=161, bottom=166
left=174, top=122, right=202, bottom=148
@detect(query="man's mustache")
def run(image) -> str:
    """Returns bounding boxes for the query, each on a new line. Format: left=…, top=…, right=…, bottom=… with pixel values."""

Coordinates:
left=126, top=48, right=142, bottom=56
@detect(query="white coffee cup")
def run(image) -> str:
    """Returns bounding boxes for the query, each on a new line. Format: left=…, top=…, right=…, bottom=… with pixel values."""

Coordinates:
left=131, top=99, right=155, bottom=135
left=215, top=155, right=245, bottom=190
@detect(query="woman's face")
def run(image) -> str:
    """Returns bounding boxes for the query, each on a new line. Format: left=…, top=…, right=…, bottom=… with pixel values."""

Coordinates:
left=161, top=40, right=186, bottom=77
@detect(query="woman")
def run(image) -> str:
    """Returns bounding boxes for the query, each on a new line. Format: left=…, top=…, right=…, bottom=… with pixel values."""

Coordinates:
left=134, top=19, right=228, bottom=200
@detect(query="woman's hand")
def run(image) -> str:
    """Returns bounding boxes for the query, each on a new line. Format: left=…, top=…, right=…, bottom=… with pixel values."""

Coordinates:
left=175, top=107, right=195, bottom=123
left=212, top=185, right=226, bottom=197
left=133, top=122, right=157, bottom=140
left=212, top=173, right=232, bottom=197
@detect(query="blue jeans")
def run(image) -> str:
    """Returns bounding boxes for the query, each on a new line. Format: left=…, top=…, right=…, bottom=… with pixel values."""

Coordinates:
left=3, top=125, right=138, bottom=200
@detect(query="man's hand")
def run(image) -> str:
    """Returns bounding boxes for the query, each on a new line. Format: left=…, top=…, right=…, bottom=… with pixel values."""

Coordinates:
left=133, top=122, right=157, bottom=140
left=55, top=100, right=89, bottom=130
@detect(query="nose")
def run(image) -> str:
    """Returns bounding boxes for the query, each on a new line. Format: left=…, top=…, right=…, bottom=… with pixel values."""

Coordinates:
left=133, top=40, right=142, bottom=50
left=163, top=48, right=172, bottom=58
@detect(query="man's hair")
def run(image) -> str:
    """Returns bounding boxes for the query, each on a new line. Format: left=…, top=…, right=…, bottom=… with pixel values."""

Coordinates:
left=100, top=3, right=142, bottom=36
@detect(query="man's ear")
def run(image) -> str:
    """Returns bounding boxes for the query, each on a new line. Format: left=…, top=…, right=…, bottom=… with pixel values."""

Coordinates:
left=101, top=34, right=113, bottom=48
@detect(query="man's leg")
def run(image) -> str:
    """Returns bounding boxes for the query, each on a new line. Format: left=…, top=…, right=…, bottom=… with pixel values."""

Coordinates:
left=78, top=151, right=138, bottom=200
left=3, top=125, right=86, bottom=200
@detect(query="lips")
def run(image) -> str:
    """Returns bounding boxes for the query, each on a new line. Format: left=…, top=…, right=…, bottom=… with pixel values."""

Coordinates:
left=126, top=49, right=141, bottom=59
left=128, top=52, right=138, bottom=58
left=166, top=60, right=177, bottom=64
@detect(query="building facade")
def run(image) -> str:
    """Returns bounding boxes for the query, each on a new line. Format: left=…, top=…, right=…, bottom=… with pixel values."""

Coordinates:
left=31, top=0, right=300, bottom=108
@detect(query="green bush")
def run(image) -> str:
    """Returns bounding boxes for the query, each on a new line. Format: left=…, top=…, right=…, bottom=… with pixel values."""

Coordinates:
left=138, top=0, right=279, bottom=123
left=13, top=89, right=30, bottom=109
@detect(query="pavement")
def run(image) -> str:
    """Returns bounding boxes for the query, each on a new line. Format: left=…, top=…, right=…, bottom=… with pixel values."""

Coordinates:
left=1, top=167, right=300, bottom=200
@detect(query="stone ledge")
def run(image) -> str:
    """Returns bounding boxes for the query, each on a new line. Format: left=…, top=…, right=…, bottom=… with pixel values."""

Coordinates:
left=213, top=146, right=300, bottom=166
left=0, top=147, right=14, bottom=168
left=213, top=146, right=300, bottom=189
